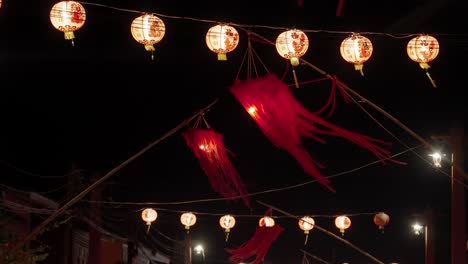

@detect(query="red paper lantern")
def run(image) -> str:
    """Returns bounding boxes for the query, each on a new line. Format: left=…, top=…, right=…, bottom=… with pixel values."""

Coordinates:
left=220, top=214, right=236, bottom=241
left=131, top=14, right=165, bottom=60
left=50, top=1, right=86, bottom=45
left=180, top=212, right=197, bottom=231
left=335, top=215, right=351, bottom=235
left=373, top=212, right=390, bottom=231
left=298, top=216, right=315, bottom=245
left=206, top=24, right=239, bottom=61
left=407, top=34, right=439, bottom=87
left=340, top=33, right=373, bottom=76
left=259, top=216, right=275, bottom=227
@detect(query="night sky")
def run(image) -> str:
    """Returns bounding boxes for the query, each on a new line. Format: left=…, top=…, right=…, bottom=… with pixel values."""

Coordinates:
left=1, top=0, right=466, bottom=263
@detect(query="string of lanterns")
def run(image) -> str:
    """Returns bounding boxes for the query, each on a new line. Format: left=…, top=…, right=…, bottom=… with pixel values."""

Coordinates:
left=140, top=208, right=390, bottom=240
left=46, top=1, right=440, bottom=87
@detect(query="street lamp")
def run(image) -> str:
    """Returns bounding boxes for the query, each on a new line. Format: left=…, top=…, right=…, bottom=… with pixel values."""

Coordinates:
left=194, top=244, right=205, bottom=262
left=412, top=221, right=432, bottom=264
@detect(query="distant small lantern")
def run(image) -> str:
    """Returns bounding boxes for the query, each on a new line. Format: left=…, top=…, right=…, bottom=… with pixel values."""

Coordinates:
left=50, top=1, right=86, bottom=46
left=259, top=216, right=275, bottom=227
left=335, top=215, right=351, bottom=236
left=373, top=212, right=390, bottom=232
left=407, top=34, right=439, bottom=88
left=298, top=216, right=315, bottom=245
left=131, top=14, right=165, bottom=60
left=0, top=0, right=2, bottom=9
left=180, top=212, right=197, bottom=232
left=141, top=208, right=158, bottom=233
left=219, top=214, right=236, bottom=241
left=275, top=29, right=309, bottom=88
left=206, top=24, right=239, bottom=61
left=340, top=33, right=373, bottom=76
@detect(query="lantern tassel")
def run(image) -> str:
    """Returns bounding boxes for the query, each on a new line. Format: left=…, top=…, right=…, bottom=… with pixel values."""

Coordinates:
left=226, top=225, right=283, bottom=264
left=354, top=64, right=364, bottom=76
left=184, top=128, right=250, bottom=208
left=146, top=223, right=151, bottom=234
left=304, top=233, right=309, bottom=245
left=292, top=68, right=300, bottom=88
left=230, top=74, right=395, bottom=192
left=225, top=231, right=230, bottom=242
left=425, top=70, right=437, bottom=88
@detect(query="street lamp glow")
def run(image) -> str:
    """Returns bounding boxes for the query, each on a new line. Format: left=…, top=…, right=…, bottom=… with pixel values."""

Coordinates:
left=428, top=151, right=445, bottom=168
left=412, top=223, right=424, bottom=235
left=194, top=244, right=204, bottom=255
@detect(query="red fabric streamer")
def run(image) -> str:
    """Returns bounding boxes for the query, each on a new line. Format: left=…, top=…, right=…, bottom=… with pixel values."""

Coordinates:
left=183, top=128, right=250, bottom=207
left=226, top=224, right=283, bottom=264
left=229, top=74, right=392, bottom=192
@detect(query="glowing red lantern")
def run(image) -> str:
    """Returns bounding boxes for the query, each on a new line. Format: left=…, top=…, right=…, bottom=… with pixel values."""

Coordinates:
left=0, top=0, right=2, bottom=9
left=259, top=216, right=275, bottom=227
left=298, top=216, right=315, bottom=245
left=180, top=212, right=197, bottom=232
left=373, top=212, right=390, bottom=232
left=335, top=215, right=351, bottom=235
left=131, top=14, right=165, bottom=60
left=50, top=1, right=86, bottom=46
left=206, top=24, right=239, bottom=61
left=407, top=34, right=439, bottom=87
left=220, top=214, right=236, bottom=241
left=340, top=33, right=373, bottom=76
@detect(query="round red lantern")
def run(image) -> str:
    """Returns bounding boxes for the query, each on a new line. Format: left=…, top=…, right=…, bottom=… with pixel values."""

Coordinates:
left=340, top=33, right=373, bottom=76
left=373, top=212, right=390, bottom=232
left=335, top=215, right=351, bottom=235
left=219, top=214, right=236, bottom=241
left=259, top=216, right=275, bottom=227
left=131, top=14, right=165, bottom=60
left=180, top=212, right=197, bottom=231
left=206, top=24, right=239, bottom=61
left=407, top=34, right=439, bottom=87
left=298, top=216, right=315, bottom=245
left=50, top=1, right=86, bottom=46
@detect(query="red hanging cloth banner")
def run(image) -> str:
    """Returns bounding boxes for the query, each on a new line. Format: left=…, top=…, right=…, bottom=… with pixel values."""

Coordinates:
left=183, top=128, right=250, bottom=207
left=229, top=74, right=392, bottom=192
left=226, top=221, right=283, bottom=264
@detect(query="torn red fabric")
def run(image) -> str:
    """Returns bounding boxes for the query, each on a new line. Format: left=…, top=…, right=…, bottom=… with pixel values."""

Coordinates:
left=183, top=128, right=250, bottom=207
left=226, top=224, right=283, bottom=264
left=229, top=74, right=392, bottom=192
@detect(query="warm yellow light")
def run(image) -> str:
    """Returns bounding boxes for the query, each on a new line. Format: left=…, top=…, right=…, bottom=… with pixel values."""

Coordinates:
left=141, top=208, right=158, bottom=224
left=131, top=14, right=165, bottom=58
left=340, top=34, right=373, bottom=75
left=407, top=34, right=439, bottom=69
left=180, top=212, right=197, bottom=230
left=275, top=29, right=309, bottom=66
left=206, top=24, right=239, bottom=61
left=247, top=106, right=257, bottom=115
left=219, top=214, right=236, bottom=231
left=298, top=216, right=315, bottom=234
left=50, top=1, right=86, bottom=42
left=335, top=215, right=351, bottom=235
left=259, top=216, right=275, bottom=227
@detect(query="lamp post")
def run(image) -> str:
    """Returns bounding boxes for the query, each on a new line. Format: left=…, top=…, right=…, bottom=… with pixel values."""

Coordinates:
left=412, top=220, right=433, bottom=264
left=194, top=244, right=205, bottom=263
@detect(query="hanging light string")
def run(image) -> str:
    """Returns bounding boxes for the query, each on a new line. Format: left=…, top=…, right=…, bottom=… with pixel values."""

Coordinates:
left=81, top=144, right=423, bottom=207
left=74, top=1, right=465, bottom=39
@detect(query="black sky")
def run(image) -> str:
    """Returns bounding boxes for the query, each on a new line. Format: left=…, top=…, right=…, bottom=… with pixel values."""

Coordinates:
left=1, top=0, right=467, bottom=263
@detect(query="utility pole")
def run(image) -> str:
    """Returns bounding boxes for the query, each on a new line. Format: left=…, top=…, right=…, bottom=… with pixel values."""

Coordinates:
left=450, top=122, right=465, bottom=264
left=424, top=208, right=434, bottom=264
left=88, top=173, right=102, bottom=264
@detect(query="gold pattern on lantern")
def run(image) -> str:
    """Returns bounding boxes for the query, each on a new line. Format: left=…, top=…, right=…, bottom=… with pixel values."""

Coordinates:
left=131, top=14, right=166, bottom=60
left=340, top=33, right=373, bottom=76
left=258, top=216, right=275, bottom=227
left=275, top=29, right=309, bottom=88
left=50, top=1, right=86, bottom=46
left=141, top=208, right=158, bottom=233
left=407, top=34, right=439, bottom=88
left=180, top=212, right=197, bottom=233
left=206, top=24, right=239, bottom=61
left=298, top=216, right=315, bottom=245
left=219, top=214, right=236, bottom=241
left=373, top=212, right=390, bottom=233
left=335, top=215, right=351, bottom=236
